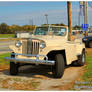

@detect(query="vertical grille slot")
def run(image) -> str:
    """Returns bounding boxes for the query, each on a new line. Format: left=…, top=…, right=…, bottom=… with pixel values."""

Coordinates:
left=27, top=40, right=32, bottom=54
left=22, top=41, right=27, bottom=54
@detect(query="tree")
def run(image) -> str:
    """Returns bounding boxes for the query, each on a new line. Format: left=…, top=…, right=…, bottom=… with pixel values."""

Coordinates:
left=9, top=25, right=22, bottom=33
left=0, top=22, right=36, bottom=34
left=22, top=25, right=35, bottom=32
left=73, top=25, right=82, bottom=30
left=42, top=23, right=66, bottom=26
left=55, top=23, right=66, bottom=26
left=0, top=23, right=10, bottom=34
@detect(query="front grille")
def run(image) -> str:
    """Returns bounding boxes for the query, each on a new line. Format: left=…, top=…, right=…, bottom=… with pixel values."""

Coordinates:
left=22, top=40, right=40, bottom=55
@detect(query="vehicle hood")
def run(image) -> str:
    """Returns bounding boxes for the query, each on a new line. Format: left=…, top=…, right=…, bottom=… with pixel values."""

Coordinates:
left=32, top=35, right=67, bottom=46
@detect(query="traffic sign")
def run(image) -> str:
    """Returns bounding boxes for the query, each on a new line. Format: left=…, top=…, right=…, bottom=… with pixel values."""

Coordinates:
left=82, top=24, right=88, bottom=31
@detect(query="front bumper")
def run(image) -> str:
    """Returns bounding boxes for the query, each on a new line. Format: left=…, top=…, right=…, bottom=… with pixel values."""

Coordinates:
left=5, top=53, right=55, bottom=65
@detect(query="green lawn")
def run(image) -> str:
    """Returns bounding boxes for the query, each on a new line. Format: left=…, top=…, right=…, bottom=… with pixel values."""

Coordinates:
left=0, top=34, right=14, bottom=38
left=82, top=56, right=92, bottom=81
left=72, top=49, right=92, bottom=90
left=0, top=53, right=10, bottom=65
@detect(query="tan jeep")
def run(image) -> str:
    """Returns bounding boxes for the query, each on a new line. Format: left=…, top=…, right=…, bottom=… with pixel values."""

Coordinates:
left=5, top=25, right=85, bottom=78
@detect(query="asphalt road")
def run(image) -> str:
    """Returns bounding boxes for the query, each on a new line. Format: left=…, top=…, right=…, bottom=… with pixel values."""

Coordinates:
left=0, top=40, right=14, bottom=54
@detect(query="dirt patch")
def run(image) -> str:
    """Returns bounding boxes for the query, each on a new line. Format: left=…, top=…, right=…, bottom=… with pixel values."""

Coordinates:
left=86, top=48, right=92, bottom=56
left=0, top=65, right=83, bottom=91
left=0, top=77, right=40, bottom=90
left=0, top=65, right=9, bottom=72
left=37, top=66, right=83, bottom=90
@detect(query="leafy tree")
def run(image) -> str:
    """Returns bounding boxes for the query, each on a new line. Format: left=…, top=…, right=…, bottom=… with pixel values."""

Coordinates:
left=55, top=23, right=65, bottom=26
left=72, top=25, right=82, bottom=30
left=9, top=25, right=22, bottom=33
left=0, top=22, right=35, bottom=34
left=0, top=23, right=10, bottom=34
left=42, top=23, right=66, bottom=26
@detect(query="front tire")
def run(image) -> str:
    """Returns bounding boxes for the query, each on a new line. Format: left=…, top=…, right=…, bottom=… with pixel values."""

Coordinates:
left=10, top=62, right=19, bottom=75
left=52, top=54, right=65, bottom=78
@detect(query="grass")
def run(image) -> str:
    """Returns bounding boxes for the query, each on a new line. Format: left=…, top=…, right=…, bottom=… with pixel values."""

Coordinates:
left=0, top=34, right=14, bottom=38
left=82, top=49, right=92, bottom=82
left=82, top=56, right=92, bottom=81
left=0, top=53, right=10, bottom=65
left=72, top=49, right=92, bottom=90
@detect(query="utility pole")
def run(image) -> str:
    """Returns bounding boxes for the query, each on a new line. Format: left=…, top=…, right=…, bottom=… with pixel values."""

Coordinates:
left=78, top=10, right=80, bottom=27
left=45, top=14, right=48, bottom=25
left=84, top=1, right=88, bottom=37
left=67, top=1, right=72, bottom=41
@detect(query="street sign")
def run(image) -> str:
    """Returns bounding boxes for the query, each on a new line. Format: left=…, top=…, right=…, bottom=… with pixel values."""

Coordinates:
left=82, top=24, right=88, bottom=31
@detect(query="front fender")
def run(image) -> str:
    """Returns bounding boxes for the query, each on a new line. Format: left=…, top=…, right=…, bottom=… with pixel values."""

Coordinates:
left=40, top=46, right=65, bottom=55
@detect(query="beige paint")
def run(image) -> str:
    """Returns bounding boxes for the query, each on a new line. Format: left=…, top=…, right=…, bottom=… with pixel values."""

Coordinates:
left=9, top=26, right=85, bottom=65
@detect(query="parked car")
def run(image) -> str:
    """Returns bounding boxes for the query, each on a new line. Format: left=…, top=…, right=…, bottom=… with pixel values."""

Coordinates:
left=88, top=30, right=92, bottom=36
left=82, top=36, right=92, bottom=48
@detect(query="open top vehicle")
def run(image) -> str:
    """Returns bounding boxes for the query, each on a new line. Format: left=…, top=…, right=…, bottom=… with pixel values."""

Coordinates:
left=5, top=25, right=85, bottom=78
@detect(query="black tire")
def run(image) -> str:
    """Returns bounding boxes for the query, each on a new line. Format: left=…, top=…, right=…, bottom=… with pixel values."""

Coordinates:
left=89, top=41, right=92, bottom=48
left=85, top=42, right=89, bottom=48
left=10, top=62, right=19, bottom=75
left=52, top=54, right=65, bottom=78
left=77, top=50, right=86, bottom=66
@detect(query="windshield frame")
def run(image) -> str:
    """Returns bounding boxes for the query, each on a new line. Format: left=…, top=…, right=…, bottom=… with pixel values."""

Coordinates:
left=34, top=26, right=67, bottom=36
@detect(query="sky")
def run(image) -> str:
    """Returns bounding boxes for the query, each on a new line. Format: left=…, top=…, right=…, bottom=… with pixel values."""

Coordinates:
left=0, top=1, right=92, bottom=26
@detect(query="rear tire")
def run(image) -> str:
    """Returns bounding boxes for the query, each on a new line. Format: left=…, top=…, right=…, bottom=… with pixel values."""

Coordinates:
left=89, top=41, right=92, bottom=48
left=10, top=62, right=19, bottom=75
left=77, top=50, right=85, bottom=66
left=52, top=54, right=65, bottom=78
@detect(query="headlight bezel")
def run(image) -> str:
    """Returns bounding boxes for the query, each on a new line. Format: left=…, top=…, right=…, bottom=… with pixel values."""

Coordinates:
left=40, top=42, right=46, bottom=49
left=15, top=40, right=22, bottom=47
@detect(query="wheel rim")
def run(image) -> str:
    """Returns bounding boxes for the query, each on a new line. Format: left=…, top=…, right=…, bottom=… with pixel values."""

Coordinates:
left=82, top=54, right=85, bottom=63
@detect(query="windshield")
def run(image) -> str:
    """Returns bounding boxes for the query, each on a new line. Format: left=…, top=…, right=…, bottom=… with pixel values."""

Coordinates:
left=34, top=26, right=66, bottom=36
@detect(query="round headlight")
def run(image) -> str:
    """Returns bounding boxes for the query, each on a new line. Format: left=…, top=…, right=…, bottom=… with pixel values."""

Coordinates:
left=15, top=41, right=22, bottom=47
left=40, top=42, right=46, bottom=49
